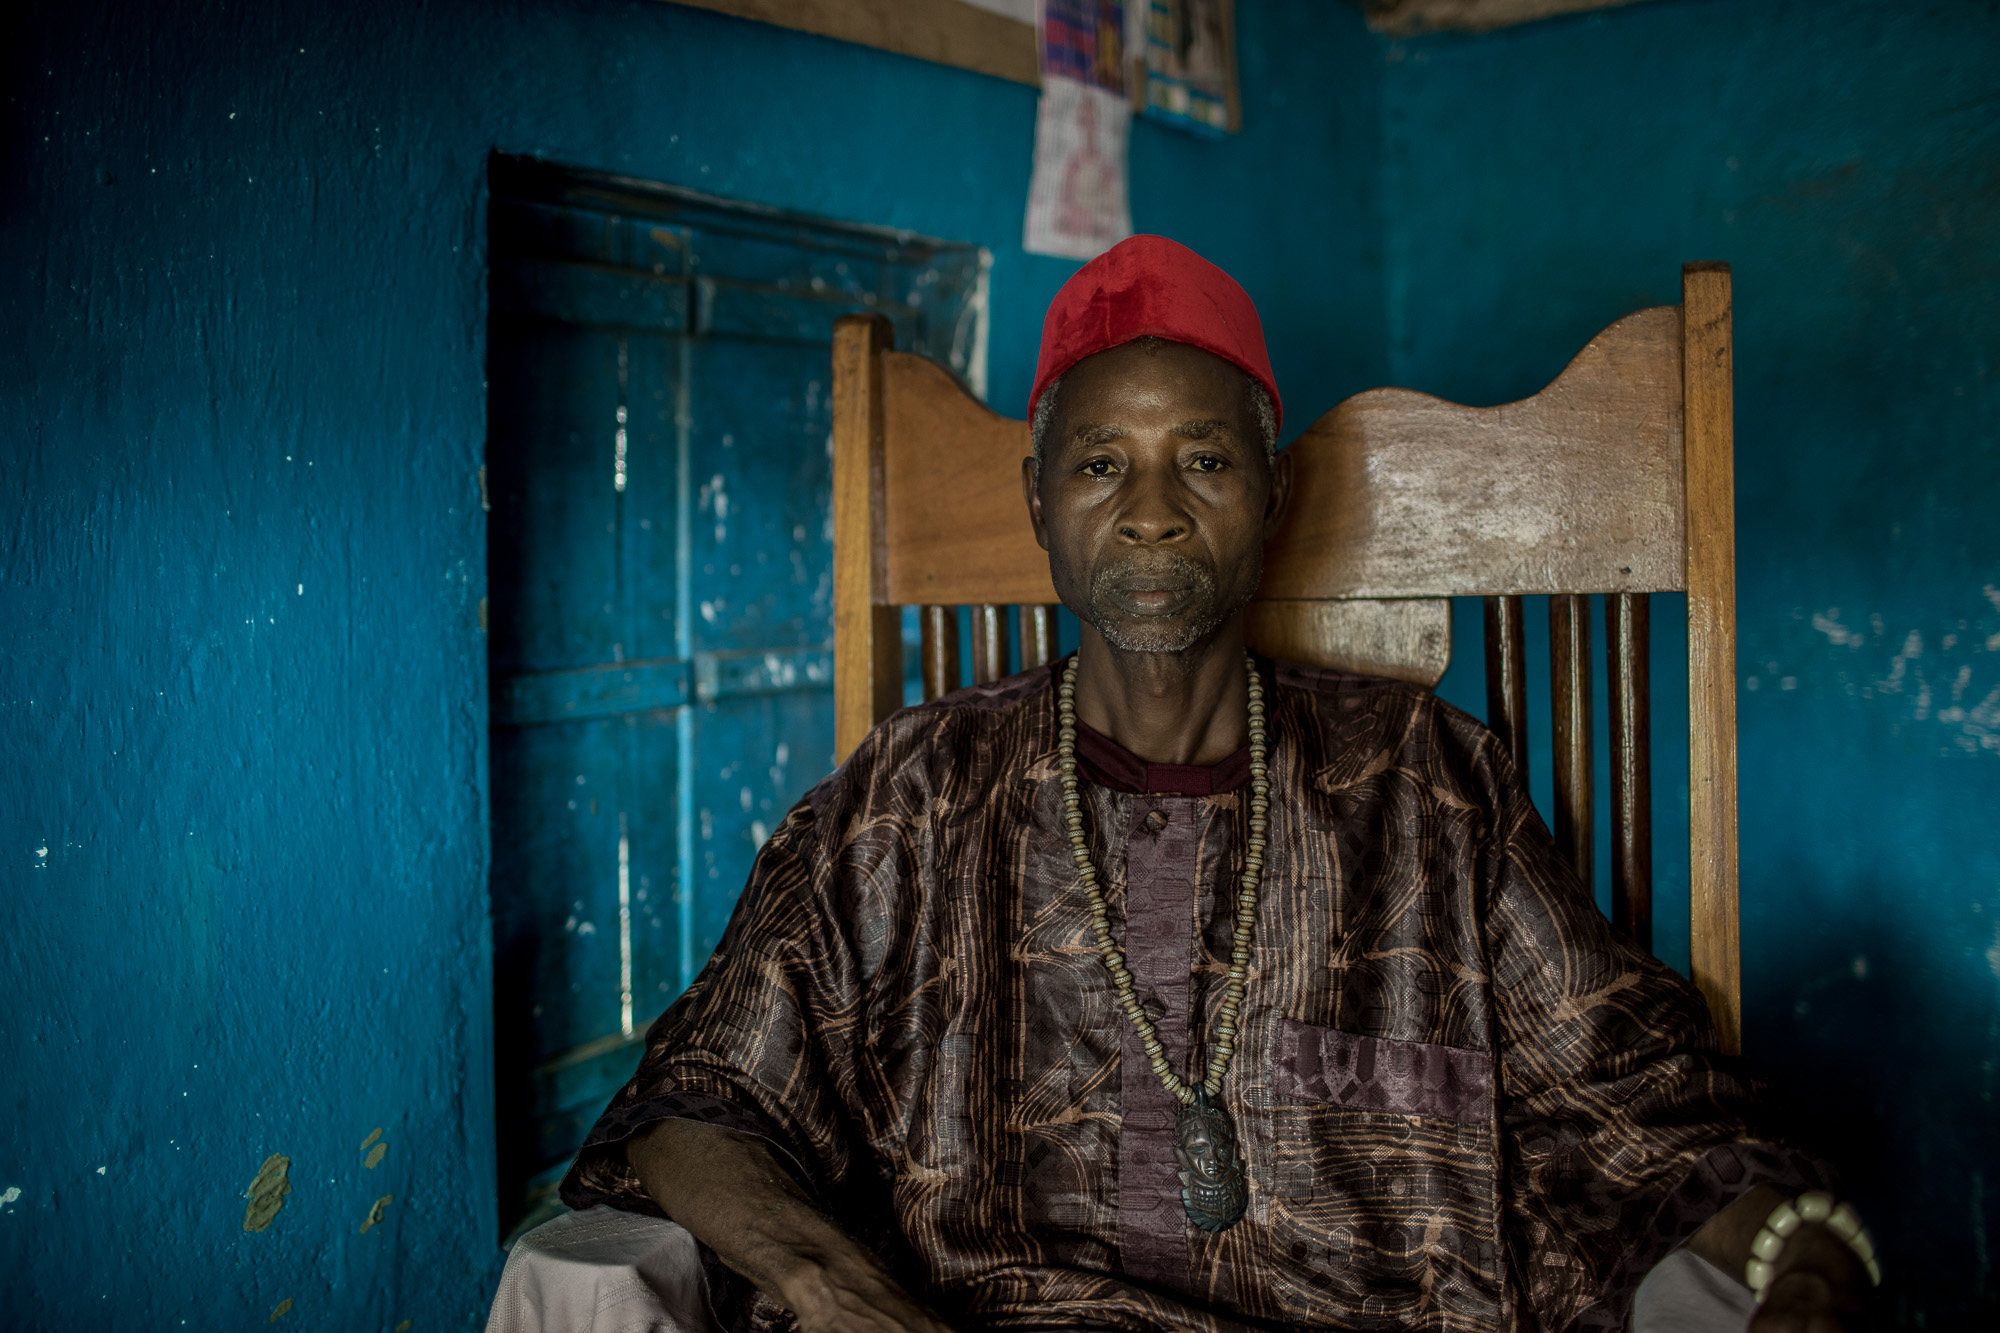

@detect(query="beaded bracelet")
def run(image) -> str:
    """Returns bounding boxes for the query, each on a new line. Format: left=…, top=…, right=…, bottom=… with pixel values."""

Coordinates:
left=1745, top=1190, right=1882, bottom=1302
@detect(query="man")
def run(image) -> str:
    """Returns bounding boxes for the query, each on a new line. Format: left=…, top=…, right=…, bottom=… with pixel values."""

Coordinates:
left=558, top=237, right=1874, bottom=1331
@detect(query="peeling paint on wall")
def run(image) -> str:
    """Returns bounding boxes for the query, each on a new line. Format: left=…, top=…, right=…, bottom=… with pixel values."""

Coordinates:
left=358, top=1195, right=394, bottom=1235
left=1746, top=590, right=2000, bottom=755
left=242, top=1155, right=291, bottom=1233
left=267, top=1296, right=294, bottom=1323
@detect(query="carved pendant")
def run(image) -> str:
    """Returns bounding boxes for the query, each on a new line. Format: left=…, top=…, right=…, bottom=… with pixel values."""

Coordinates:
left=1174, top=1090, right=1248, bottom=1232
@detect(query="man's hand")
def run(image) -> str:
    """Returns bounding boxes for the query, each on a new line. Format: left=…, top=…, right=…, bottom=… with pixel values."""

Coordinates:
left=1750, top=1221, right=1876, bottom=1333
left=1686, top=1185, right=1875, bottom=1333
left=766, top=1242, right=956, bottom=1333
left=626, top=1118, right=954, bottom=1333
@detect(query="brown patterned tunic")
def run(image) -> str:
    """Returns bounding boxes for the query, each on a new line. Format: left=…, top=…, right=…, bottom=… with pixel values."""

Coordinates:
left=563, top=659, right=1823, bottom=1332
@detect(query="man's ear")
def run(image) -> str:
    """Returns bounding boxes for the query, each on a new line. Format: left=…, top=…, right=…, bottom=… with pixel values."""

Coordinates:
left=1022, top=455, right=1050, bottom=552
left=1261, top=448, right=1294, bottom=541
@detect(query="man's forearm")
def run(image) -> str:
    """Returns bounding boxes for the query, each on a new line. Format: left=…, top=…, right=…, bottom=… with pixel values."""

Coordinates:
left=625, top=1119, right=953, bottom=1333
left=626, top=1119, right=852, bottom=1299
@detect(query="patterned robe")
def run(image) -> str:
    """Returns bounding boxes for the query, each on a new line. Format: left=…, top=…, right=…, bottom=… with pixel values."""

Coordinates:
left=563, top=659, right=1823, bottom=1332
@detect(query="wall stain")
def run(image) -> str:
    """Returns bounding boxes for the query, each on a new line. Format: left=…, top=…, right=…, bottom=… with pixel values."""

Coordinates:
left=1757, top=594, right=2000, bottom=755
left=359, top=1194, right=394, bottom=1234
left=242, top=1155, right=292, bottom=1233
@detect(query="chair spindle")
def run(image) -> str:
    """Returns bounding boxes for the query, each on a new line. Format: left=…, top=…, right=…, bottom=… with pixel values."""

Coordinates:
left=1018, top=604, right=1059, bottom=670
left=1550, top=594, right=1593, bottom=890
left=1482, top=595, right=1529, bottom=780
left=970, top=604, right=1010, bottom=684
left=921, top=604, right=961, bottom=701
left=1607, top=592, right=1654, bottom=948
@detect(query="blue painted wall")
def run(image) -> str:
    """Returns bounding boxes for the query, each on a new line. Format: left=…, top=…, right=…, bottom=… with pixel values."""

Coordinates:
left=1397, top=0, right=2000, bottom=1321
left=0, top=1, right=1380, bottom=1327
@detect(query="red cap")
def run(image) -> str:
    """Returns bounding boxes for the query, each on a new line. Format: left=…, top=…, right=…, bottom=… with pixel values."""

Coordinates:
left=1029, top=234, right=1280, bottom=432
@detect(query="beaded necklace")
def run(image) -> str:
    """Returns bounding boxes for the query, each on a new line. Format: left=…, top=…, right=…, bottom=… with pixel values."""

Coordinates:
left=1056, top=652, right=1267, bottom=1232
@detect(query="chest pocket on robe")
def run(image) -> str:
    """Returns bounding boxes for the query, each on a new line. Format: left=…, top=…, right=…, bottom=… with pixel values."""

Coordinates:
left=1273, top=1017, right=1493, bottom=1126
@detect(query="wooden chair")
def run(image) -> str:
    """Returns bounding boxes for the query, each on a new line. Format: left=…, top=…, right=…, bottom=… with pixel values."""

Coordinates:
left=830, top=264, right=1740, bottom=1052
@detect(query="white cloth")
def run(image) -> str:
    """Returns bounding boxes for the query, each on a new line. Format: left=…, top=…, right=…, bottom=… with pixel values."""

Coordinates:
left=487, top=1206, right=719, bottom=1333
left=492, top=1207, right=1751, bottom=1333
left=1633, top=1247, right=1757, bottom=1332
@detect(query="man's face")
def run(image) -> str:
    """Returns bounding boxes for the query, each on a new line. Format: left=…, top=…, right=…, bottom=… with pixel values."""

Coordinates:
left=1025, top=339, right=1290, bottom=655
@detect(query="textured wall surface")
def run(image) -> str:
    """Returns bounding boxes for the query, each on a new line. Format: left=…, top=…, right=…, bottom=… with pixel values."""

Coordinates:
left=0, top=1, right=1380, bottom=1327
left=1398, top=0, right=2000, bottom=1321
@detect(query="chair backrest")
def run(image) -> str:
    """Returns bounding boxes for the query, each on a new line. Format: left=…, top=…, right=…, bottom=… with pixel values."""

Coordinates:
left=830, top=264, right=1739, bottom=1052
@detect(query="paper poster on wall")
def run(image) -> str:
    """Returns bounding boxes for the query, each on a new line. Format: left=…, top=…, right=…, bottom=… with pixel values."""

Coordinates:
left=1137, top=0, right=1237, bottom=137
left=1023, top=0, right=1133, bottom=261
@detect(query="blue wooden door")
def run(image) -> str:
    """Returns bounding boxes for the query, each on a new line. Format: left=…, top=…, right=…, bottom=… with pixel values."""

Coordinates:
left=484, top=159, right=983, bottom=1231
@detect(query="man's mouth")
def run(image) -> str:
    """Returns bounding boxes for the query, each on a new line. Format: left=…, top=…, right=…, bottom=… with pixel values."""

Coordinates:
left=1111, top=573, right=1192, bottom=610
left=1112, top=573, right=1189, bottom=591
left=1083, top=552, right=1227, bottom=651
left=1097, top=555, right=1212, bottom=614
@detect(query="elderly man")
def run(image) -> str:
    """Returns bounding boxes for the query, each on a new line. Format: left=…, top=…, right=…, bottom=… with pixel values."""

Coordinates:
left=553, top=238, right=1875, bottom=1331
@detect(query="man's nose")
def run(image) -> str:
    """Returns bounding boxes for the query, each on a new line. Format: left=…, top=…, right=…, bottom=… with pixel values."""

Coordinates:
left=1115, top=461, right=1191, bottom=543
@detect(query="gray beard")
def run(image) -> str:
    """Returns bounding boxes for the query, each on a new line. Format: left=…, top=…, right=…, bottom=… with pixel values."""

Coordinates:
left=1086, top=551, right=1240, bottom=654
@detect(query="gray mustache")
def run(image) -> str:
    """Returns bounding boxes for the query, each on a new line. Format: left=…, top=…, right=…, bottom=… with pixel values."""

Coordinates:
left=1091, top=552, right=1217, bottom=600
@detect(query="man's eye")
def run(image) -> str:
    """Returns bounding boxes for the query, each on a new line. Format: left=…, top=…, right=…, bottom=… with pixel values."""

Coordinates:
left=1191, top=455, right=1226, bottom=472
left=1080, top=458, right=1115, bottom=477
